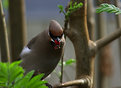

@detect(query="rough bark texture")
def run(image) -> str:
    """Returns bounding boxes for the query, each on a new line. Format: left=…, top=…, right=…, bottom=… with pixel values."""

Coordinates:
left=65, top=0, right=94, bottom=88
left=9, top=0, right=27, bottom=61
left=0, top=0, right=10, bottom=62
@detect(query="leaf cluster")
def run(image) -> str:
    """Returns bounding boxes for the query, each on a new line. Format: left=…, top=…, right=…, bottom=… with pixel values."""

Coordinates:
left=96, top=3, right=121, bottom=15
left=58, top=1, right=83, bottom=19
left=0, top=61, right=47, bottom=88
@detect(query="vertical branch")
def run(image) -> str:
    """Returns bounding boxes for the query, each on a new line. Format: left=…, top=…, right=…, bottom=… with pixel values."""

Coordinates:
left=87, top=0, right=95, bottom=40
left=0, top=0, right=10, bottom=62
left=96, top=4, right=112, bottom=87
left=96, top=13, right=104, bottom=88
left=60, top=55, right=64, bottom=83
left=114, top=0, right=121, bottom=79
left=65, top=0, right=95, bottom=88
left=60, top=18, right=69, bottom=83
left=8, top=0, right=27, bottom=61
left=96, top=0, right=107, bottom=87
left=69, top=0, right=90, bottom=78
left=99, top=45, right=112, bottom=88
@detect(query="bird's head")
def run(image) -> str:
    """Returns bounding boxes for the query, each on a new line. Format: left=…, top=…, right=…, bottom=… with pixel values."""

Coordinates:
left=48, top=20, right=64, bottom=50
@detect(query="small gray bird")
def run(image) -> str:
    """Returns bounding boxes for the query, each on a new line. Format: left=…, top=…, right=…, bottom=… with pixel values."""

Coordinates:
left=20, top=20, right=65, bottom=79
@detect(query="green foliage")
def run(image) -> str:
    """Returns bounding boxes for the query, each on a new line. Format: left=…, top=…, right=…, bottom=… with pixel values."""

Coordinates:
left=58, top=1, right=83, bottom=19
left=59, top=59, right=76, bottom=66
left=2, top=0, right=8, bottom=9
left=58, top=5, right=65, bottom=15
left=0, top=61, right=47, bottom=88
left=96, top=3, right=121, bottom=15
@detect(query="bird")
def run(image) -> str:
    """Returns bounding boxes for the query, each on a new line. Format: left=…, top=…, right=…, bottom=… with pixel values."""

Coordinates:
left=19, top=20, right=65, bottom=79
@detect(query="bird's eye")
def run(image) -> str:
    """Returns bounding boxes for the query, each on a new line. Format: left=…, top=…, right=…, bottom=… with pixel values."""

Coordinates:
left=49, top=32, right=56, bottom=39
left=58, top=33, right=63, bottom=38
left=49, top=31, right=63, bottom=39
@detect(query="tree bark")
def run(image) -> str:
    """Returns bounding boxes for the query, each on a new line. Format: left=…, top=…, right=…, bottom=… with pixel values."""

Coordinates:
left=114, top=0, right=121, bottom=80
left=95, top=29, right=121, bottom=51
left=54, top=78, right=89, bottom=88
left=96, top=11, right=110, bottom=88
left=65, top=0, right=94, bottom=88
left=87, top=0, right=95, bottom=40
left=8, top=0, right=27, bottom=61
left=0, top=0, right=10, bottom=62
left=55, top=0, right=121, bottom=87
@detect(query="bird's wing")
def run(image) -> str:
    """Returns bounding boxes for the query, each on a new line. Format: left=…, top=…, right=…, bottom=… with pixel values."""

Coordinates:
left=27, top=36, right=37, bottom=49
left=20, top=46, right=31, bottom=57
left=20, top=36, right=37, bottom=58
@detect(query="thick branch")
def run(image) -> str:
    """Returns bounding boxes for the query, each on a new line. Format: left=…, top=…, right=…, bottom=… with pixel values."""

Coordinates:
left=66, top=0, right=95, bottom=88
left=115, top=0, right=121, bottom=28
left=114, top=0, right=121, bottom=81
left=95, top=29, right=121, bottom=51
left=54, top=78, right=90, bottom=88
left=0, top=0, right=11, bottom=62
left=9, top=0, right=27, bottom=61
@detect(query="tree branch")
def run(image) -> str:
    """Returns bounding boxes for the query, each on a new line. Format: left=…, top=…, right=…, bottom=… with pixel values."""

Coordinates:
left=87, top=0, right=95, bottom=40
left=54, top=77, right=90, bottom=88
left=114, top=0, right=121, bottom=81
left=0, top=0, right=11, bottom=62
left=60, top=55, right=64, bottom=83
left=95, top=29, right=121, bottom=51
left=66, top=0, right=95, bottom=88
left=9, top=0, right=27, bottom=61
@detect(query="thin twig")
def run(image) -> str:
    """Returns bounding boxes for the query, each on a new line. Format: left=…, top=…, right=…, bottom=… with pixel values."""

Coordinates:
left=60, top=55, right=63, bottom=83
left=0, top=0, right=11, bottom=62
left=60, top=19, right=69, bottom=83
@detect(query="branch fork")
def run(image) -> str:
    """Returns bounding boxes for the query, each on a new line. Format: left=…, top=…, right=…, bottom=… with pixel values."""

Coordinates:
left=89, top=29, right=121, bottom=56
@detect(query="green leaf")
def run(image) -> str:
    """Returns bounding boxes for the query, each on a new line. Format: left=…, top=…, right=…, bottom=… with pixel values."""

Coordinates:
left=22, top=70, right=35, bottom=82
left=0, top=61, right=23, bottom=87
left=0, top=62, right=8, bottom=86
left=59, top=59, right=76, bottom=67
left=58, top=2, right=83, bottom=20
left=0, top=83, right=6, bottom=87
left=0, top=61, right=47, bottom=88
left=29, top=81, right=47, bottom=88
left=96, top=3, right=121, bottom=15
left=58, top=5, right=64, bottom=13
left=65, top=59, right=76, bottom=66
left=0, top=62, right=8, bottom=77
left=27, top=73, right=46, bottom=87
left=14, top=70, right=35, bottom=88
left=9, top=60, right=24, bottom=83
left=116, top=11, right=121, bottom=15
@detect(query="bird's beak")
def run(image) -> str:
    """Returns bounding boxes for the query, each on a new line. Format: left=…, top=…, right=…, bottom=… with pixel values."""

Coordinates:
left=50, top=37, right=61, bottom=49
left=56, top=37, right=61, bottom=43
left=54, top=37, right=61, bottom=49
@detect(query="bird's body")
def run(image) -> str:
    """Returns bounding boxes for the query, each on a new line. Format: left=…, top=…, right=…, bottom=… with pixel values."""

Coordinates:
left=20, top=20, right=65, bottom=79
